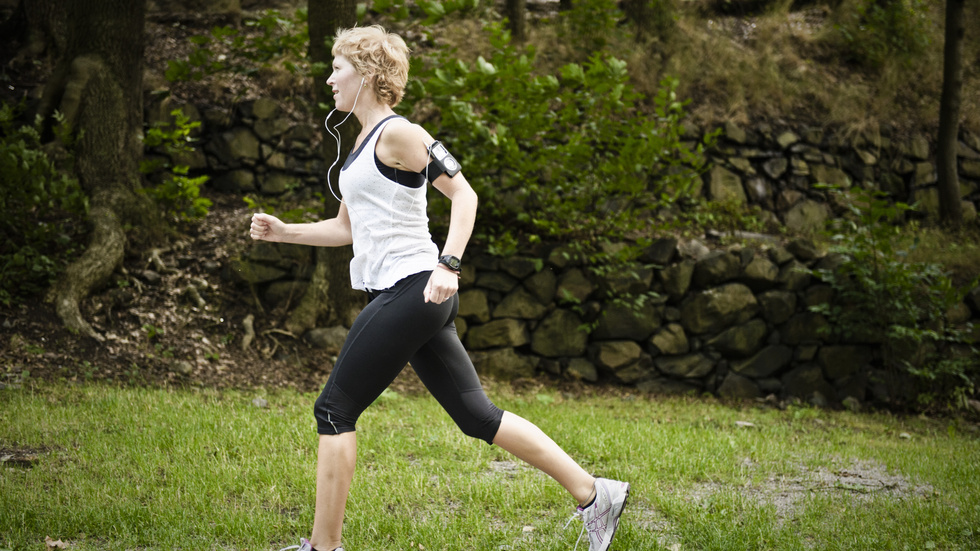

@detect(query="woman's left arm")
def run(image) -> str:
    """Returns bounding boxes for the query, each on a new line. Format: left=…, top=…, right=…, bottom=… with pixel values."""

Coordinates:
left=377, top=120, right=478, bottom=303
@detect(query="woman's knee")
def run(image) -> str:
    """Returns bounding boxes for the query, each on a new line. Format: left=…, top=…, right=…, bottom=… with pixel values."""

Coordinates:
left=313, top=385, right=360, bottom=435
left=453, top=401, right=505, bottom=444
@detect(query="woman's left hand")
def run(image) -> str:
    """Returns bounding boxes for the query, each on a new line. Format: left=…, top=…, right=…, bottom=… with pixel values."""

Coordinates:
left=423, top=267, right=460, bottom=304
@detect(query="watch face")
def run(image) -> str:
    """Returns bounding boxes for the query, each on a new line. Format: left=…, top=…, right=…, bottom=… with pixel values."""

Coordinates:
left=441, top=255, right=461, bottom=270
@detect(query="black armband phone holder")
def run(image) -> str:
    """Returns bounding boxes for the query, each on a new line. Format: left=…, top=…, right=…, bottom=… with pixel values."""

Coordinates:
left=425, top=140, right=462, bottom=181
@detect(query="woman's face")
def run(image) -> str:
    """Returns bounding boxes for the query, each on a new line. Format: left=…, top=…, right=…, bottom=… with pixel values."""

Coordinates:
left=326, top=55, right=364, bottom=112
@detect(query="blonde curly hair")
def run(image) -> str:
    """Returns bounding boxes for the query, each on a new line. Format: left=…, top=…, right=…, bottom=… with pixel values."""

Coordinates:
left=332, top=25, right=410, bottom=107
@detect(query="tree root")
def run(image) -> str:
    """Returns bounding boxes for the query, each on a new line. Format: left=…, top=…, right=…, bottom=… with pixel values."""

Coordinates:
left=46, top=205, right=125, bottom=340
left=241, top=314, right=255, bottom=352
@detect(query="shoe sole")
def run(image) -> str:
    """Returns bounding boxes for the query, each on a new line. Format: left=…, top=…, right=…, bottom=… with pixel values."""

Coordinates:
left=601, top=482, right=630, bottom=551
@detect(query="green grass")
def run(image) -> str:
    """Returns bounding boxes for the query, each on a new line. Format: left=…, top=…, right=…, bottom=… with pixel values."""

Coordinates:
left=1, top=383, right=979, bottom=551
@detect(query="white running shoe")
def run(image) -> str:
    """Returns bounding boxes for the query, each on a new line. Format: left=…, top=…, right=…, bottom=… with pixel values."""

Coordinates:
left=278, top=539, right=344, bottom=551
left=566, top=478, right=630, bottom=551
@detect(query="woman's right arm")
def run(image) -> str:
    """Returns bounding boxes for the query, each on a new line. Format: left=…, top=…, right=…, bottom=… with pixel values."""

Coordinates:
left=249, top=203, right=353, bottom=247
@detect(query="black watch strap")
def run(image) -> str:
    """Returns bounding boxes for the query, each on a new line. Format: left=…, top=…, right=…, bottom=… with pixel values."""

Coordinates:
left=438, top=255, right=461, bottom=273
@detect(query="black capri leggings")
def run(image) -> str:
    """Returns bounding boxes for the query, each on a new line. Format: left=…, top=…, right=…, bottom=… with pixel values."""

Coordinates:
left=314, top=270, right=505, bottom=444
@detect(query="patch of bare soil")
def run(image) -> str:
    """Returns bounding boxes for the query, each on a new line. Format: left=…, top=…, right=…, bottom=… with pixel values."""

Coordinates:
left=632, top=458, right=936, bottom=549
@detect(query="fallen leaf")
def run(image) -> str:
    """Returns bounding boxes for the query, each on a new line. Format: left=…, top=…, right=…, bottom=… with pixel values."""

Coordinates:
left=45, top=536, right=68, bottom=549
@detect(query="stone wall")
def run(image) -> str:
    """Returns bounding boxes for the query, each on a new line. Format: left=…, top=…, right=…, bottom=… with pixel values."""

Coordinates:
left=697, top=121, right=980, bottom=232
left=153, top=95, right=980, bottom=407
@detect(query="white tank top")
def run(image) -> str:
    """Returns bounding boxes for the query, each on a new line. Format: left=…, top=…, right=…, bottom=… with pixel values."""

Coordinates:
left=339, top=116, right=438, bottom=291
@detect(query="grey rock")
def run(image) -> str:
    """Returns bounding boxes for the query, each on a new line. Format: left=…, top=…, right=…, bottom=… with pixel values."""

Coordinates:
left=556, top=269, right=594, bottom=303
left=706, top=319, right=769, bottom=357
left=470, top=348, right=538, bottom=380
left=680, top=283, right=758, bottom=335
left=643, top=237, right=678, bottom=265
left=782, top=363, right=836, bottom=402
left=731, top=345, right=793, bottom=378
left=476, top=272, right=520, bottom=293
left=660, top=259, right=696, bottom=301
left=530, top=310, right=588, bottom=357
left=458, top=290, right=491, bottom=323
left=593, top=302, right=663, bottom=341
left=210, top=127, right=260, bottom=166
left=693, top=251, right=741, bottom=288
left=592, top=341, right=644, bottom=371
left=740, top=254, right=780, bottom=292
left=654, top=353, right=715, bottom=379
left=493, top=287, right=549, bottom=320
left=810, top=163, right=851, bottom=188
left=523, top=268, right=558, bottom=305
left=677, top=239, right=711, bottom=260
left=763, top=157, right=788, bottom=179
left=718, top=372, right=763, bottom=400
left=649, top=323, right=690, bottom=356
left=778, top=260, right=812, bottom=292
left=709, top=165, right=747, bottom=204
left=784, top=200, right=831, bottom=234
left=499, top=257, right=541, bottom=279
left=306, top=326, right=349, bottom=351
left=466, top=319, right=529, bottom=350
left=566, top=358, right=598, bottom=382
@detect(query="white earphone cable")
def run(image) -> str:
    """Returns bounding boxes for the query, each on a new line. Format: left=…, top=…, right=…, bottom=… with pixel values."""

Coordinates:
left=324, top=77, right=365, bottom=205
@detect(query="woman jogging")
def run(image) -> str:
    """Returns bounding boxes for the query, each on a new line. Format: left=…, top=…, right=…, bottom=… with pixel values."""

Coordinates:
left=250, top=25, right=629, bottom=551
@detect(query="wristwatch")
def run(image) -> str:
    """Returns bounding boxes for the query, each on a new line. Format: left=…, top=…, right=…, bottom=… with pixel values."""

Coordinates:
left=438, top=255, right=462, bottom=273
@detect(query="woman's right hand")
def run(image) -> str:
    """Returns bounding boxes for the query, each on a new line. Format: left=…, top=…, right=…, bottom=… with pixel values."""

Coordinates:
left=249, top=212, right=286, bottom=242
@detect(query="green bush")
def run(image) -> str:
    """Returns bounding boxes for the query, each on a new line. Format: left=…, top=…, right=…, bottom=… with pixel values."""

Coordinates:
left=141, top=108, right=211, bottom=222
left=810, top=185, right=978, bottom=409
left=556, top=0, right=624, bottom=59
left=831, top=0, right=933, bottom=69
left=165, top=9, right=318, bottom=82
left=403, top=24, right=711, bottom=257
left=0, top=103, right=88, bottom=306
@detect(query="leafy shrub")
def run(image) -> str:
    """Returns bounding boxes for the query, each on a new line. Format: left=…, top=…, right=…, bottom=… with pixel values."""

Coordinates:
left=403, top=24, right=712, bottom=257
left=0, top=103, right=88, bottom=305
left=141, top=108, right=211, bottom=222
left=557, top=0, right=624, bottom=59
left=165, top=9, right=320, bottom=82
left=831, top=0, right=933, bottom=69
left=810, top=185, right=978, bottom=409
left=370, top=0, right=481, bottom=25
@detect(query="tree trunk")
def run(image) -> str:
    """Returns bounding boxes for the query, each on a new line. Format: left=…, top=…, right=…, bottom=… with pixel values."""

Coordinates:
left=286, top=0, right=362, bottom=334
left=41, top=0, right=158, bottom=339
left=936, top=0, right=965, bottom=227
left=506, top=0, right=526, bottom=42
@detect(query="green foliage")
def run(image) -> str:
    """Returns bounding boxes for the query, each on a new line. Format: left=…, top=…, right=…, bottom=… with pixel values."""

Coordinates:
left=400, top=24, right=712, bottom=326
left=165, top=9, right=313, bottom=82
left=403, top=24, right=711, bottom=258
left=142, top=108, right=211, bottom=222
left=832, top=0, right=932, bottom=69
left=0, top=103, right=88, bottom=306
left=370, top=0, right=480, bottom=25
left=809, top=185, right=978, bottom=408
left=557, top=0, right=624, bottom=59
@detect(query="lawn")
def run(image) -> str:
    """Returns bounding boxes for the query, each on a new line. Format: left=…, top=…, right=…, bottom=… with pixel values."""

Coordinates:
left=1, top=382, right=978, bottom=550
